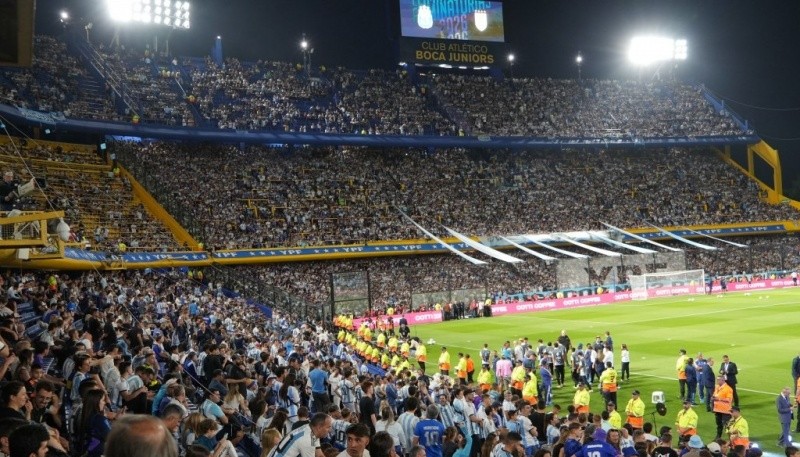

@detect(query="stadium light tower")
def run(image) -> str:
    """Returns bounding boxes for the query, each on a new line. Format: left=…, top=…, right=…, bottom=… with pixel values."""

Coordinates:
left=300, top=33, right=313, bottom=79
left=106, top=0, right=191, bottom=29
left=575, top=52, right=583, bottom=81
left=507, top=53, right=515, bottom=78
left=627, top=36, right=687, bottom=66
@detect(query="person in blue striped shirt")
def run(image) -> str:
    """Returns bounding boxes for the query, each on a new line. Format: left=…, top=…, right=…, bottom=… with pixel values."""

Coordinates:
left=437, top=394, right=457, bottom=429
left=267, top=413, right=332, bottom=457
left=398, top=397, right=421, bottom=452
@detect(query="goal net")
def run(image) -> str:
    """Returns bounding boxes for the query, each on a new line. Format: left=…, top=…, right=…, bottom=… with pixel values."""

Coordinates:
left=629, top=269, right=705, bottom=300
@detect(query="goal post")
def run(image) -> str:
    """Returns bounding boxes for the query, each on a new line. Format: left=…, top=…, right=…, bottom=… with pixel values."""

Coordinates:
left=629, top=269, right=705, bottom=300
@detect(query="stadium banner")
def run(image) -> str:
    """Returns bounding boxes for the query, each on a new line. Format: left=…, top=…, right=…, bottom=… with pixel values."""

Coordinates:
left=350, top=278, right=796, bottom=328
left=400, top=37, right=504, bottom=66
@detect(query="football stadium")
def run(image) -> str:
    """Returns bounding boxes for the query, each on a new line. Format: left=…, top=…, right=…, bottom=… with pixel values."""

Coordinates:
left=0, top=1, right=798, bottom=457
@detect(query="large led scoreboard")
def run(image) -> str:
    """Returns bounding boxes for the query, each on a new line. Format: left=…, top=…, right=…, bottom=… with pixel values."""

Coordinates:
left=398, top=0, right=506, bottom=68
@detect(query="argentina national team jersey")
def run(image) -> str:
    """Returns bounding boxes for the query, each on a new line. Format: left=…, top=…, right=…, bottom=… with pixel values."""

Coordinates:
left=268, top=424, right=319, bottom=457
left=330, top=419, right=350, bottom=450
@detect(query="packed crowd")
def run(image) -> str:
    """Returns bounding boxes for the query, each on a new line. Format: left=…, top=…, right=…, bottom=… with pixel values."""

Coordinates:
left=333, top=69, right=456, bottom=136
left=212, top=232, right=798, bottom=314
left=0, top=36, right=120, bottom=121
left=0, top=142, right=181, bottom=252
left=0, top=268, right=787, bottom=457
left=1, top=35, right=753, bottom=140
left=431, top=75, right=746, bottom=138
left=186, top=57, right=342, bottom=131
left=0, top=268, right=294, bottom=457
left=114, top=142, right=798, bottom=250
left=231, top=255, right=557, bottom=314
left=91, top=44, right=194, bottom=126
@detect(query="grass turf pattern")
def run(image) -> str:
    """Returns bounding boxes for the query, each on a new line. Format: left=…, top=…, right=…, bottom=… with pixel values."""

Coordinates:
left=410, top=288, right=800, bottom=452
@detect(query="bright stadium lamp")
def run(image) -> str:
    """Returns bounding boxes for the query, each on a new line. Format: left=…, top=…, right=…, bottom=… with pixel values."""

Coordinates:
left=107, top=0, right=134, bottom=22
left=674, top=39, right=688, bottom=60
left=507, top=53, right=514, bottom=62
left=108, top=0, right=190, bottom=28
left=628, top=36, right=688, bottom=66
left=60, top=10, right=69, bottom=20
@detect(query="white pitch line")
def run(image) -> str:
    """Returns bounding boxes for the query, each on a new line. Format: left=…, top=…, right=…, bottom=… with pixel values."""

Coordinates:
left=614, top=299, right=794, bottom=326
left=630, top=371, right=778, bottom=396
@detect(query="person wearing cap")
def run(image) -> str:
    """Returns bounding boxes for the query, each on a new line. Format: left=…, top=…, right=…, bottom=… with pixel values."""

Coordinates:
left=675, top=400, right=699, bottom=438
left=439, top=347, right=451, bottom=376
left=624, top=390, right=645, bottom=430
left=573, top=383, right=590, bottom=415
left=706, top=441, right=723, bottom=457
left=606, top=402, right=622, bottom=430
left=685, top=435, right=705, bottom=457
left=726, top=407, right=749, bottom=448
left=712, top=376, right=733, bottom=440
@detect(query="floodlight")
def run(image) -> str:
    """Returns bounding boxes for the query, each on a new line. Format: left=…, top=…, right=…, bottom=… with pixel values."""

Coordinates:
left=674, top=39, right=688, bottom=60
left=60, top=10, right=69, bottom=20
left=301, top=40, right=308, bottom=50
left=576, top=54, right=583, bottom=64
left=628, top=36, right=688, bottom=66
left=107, top=0, right=134, bottom=22
left=108, top=0, right=190, bottom=28
left=216, top=35, right=221, bottom=40
left=507, top=53, right=515, bottom=62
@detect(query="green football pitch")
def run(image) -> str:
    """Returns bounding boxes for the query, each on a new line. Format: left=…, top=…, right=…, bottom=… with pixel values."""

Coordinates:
left=410, top=287, right=800, bottom=452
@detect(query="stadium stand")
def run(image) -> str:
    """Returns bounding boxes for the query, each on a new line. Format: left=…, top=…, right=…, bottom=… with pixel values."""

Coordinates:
left=430, top=74, right=747, bottom=137
left=0, top=30, right=799, bottom=457
left=0, top=36, right=120, bottom=121
left=0, top=141, right=181, bottom=251
left=114, top=143, right=798, bottom=250
left=90, top=44, right=195, bottom=126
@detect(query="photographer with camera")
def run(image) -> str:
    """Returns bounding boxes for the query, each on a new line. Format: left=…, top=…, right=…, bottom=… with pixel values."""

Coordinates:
left=0, top=171, right=17, bottom=212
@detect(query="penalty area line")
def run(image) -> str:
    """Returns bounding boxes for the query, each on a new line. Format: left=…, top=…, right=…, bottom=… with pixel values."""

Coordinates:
left=630, top=371, right=777, bottom=396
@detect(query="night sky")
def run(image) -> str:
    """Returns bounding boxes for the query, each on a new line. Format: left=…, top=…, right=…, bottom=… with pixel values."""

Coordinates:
left=40, top=1, right=800, bottom=192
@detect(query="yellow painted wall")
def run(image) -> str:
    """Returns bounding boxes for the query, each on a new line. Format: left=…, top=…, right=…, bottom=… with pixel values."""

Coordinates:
left=119, top=166, right=199, bottom=249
